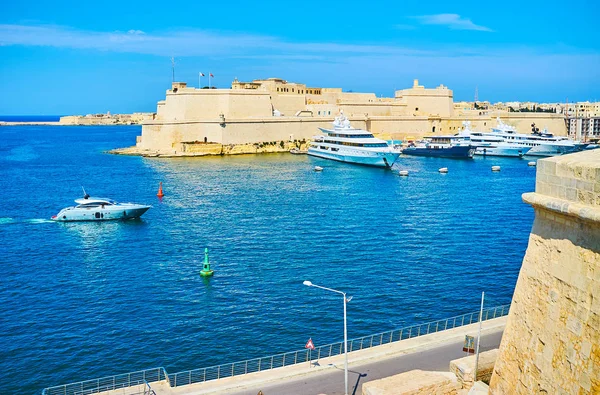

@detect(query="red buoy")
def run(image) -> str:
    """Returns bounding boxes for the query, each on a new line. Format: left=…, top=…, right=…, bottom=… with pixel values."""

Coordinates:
left=157, top=182, right=164, bottom=198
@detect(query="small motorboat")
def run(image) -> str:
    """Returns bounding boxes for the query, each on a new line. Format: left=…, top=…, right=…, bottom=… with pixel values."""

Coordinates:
left=290, top=148, right=308, bottom=155
left=52, top=188, right=151, bottom=222
left=314, top=166, right=323, bottom=172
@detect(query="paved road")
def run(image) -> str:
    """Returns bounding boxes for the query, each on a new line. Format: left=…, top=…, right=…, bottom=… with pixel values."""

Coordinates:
left=230, top=329, right=503, bottom=395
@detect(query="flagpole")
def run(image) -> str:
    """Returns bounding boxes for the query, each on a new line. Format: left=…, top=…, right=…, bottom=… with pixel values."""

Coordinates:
left=209, top=73, right=211, bottom=89
left=198, top=72, right=201, bottom=89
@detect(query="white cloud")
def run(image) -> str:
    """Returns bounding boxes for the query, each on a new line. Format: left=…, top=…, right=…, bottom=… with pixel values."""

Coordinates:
left=0, top=24, right=433, bottom=58
left=414, top=14, right=493, bottom=32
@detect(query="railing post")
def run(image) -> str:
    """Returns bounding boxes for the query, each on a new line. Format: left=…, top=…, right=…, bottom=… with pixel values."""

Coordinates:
left=408, top=327, right=412, bottom=338
left=427, top=323, right=430, bottom=334
left=271, top=356, right=273, bottom=369
left=203, top=369, right=206, bottom=383
left=258, top=358, right=261, bottom=372
left=295, top=352, right=297, bottom=364
left=399, top=329, right=403, bottom=340
left=232, top=363, right=235, bottom=376
left=217, top=365, right=220, bottom=380
left=444, top=318, right=448, bottom=330
left=245, top=360, right=248, bottom=374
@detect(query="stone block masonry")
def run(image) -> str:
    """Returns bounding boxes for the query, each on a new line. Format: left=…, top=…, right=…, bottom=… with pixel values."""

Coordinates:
left=361, top=370, right=461, bottom=395
left=489, top=150, right=600, bottom=394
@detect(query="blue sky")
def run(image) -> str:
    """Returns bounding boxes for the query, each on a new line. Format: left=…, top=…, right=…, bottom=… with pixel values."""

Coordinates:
left=1, top=0, right=598, bottom=115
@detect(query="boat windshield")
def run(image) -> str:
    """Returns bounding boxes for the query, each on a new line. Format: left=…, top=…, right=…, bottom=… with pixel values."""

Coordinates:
left=76, top=201, right=115, bottom=208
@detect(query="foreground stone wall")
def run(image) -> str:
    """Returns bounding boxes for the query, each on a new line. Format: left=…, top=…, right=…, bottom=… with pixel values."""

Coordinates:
left=362, top=370, right=460, bottom=395
left=449, top=349, right=498, bottom=389
left=489, top=150, right=600, bottom=394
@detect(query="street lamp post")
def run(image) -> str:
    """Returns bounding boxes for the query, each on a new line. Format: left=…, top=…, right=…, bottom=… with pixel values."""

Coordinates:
left=303, top=280, right=350, bottom=395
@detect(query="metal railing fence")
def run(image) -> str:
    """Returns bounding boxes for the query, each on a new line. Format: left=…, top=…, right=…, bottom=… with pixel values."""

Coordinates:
left=42, top=367, right=168, bottom=395
left=41, top=305, right=509, bottom=393
left=169, top=304, right=510, bottom=387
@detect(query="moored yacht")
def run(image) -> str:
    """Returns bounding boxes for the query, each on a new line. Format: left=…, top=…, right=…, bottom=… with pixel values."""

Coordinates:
left=308, top=112, right=400, bottom=168
left=491, top=118, right=585, bottom=156
left=52, top=189, right=151, bottom=222
left=401, top=135, right=475, bottom=158
left=458, top=121, right=531, bottom=157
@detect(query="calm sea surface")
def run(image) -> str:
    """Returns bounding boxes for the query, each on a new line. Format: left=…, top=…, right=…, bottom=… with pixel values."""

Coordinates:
left=0, top=125, right=535, bottom=393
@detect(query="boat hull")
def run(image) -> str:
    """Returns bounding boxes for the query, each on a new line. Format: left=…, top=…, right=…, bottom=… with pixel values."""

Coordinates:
left=52, top=205, right=150, bottom=222
left=526, top=144, right=582, bottom=157
left=475, top=146, right=531, bottom=157
left=402, top=146, right=475, bottom=158
left=307, top=149, right=400, bottom=168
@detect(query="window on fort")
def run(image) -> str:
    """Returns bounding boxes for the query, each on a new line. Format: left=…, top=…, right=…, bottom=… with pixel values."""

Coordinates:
left=292, top=89, right=295, bottom=92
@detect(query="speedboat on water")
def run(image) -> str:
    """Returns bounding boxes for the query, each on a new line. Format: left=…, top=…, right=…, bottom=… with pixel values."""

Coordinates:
left=307, top=112, right=400, bottom=168
left=52, top=189, right=151, bottom=222
left=458, top=121, right=531, bottom=157
left=401, top=135, right=475, bottom=159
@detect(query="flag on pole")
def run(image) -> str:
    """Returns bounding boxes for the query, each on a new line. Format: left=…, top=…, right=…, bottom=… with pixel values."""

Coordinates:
left=210, top=73, right=214, bottom=77
left=199, top=72, right=205, bottom=77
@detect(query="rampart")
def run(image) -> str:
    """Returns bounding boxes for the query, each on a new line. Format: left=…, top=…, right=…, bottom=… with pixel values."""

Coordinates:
left=489, top=149, right=600, bottom=394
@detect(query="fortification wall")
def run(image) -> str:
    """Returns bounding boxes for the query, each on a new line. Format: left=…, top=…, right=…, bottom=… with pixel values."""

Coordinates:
left=137, top=117, right=368, bottom=151
left=489, top=150, right=600, bottom=394
left=157, top=89, right=273, bottom=121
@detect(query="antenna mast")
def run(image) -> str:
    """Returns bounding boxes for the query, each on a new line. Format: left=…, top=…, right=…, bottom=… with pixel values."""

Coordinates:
left=171, top=57, right=176, bottom=83
left=474, top=85, right=479, bottom=103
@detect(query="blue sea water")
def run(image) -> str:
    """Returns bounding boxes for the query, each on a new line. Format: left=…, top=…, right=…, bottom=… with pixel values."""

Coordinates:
left=0, top=115, right=62, bottom=122
left=0, top=125, right=536, bottom=394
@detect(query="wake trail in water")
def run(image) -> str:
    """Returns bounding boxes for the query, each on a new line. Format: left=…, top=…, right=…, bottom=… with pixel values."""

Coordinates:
left=0, top=218, right=54, bottom=225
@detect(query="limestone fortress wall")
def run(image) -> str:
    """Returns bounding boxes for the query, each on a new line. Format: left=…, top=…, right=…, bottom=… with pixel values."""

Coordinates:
left=126, top=78, right=567, bottom=156
left=489, top=150, right=600, bottom=394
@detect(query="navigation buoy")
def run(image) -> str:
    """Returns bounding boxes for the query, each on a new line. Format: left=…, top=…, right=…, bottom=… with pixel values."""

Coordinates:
left=439, top=167, right=448, bottom=173
left=528, top=161, right=536, bottom=167
left=200, top=247, right=214, bottom=277
left=399, top=170, right=409, bottom=176
left=157, top=182, right=164, bottom=198
left=492, top=166, right=501, bottom=172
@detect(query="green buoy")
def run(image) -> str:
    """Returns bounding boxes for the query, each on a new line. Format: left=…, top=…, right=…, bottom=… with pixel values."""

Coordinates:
left=200, top=247, right=215, bottom=277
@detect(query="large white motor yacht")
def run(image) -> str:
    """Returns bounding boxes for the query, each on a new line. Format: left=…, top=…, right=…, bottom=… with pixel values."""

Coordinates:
left=52, top=189, right=151, bottom=222
left=458, top=121, right=532, bottom=157
left=308, top=112, right=400, bottom=168
left=491, top=118, right=585, bottom=156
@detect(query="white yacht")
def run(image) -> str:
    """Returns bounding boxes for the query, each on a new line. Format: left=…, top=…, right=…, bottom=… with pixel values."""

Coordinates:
left=458, top=121, right=532, bottom=157
left=491, top=118, right=585, bottom=156
left=308, top=112, right=400, bottom=168
left=52, top=189, right=151, bottom=222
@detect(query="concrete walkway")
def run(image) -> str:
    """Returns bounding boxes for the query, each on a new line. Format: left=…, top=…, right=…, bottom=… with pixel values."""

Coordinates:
left=133, top=316, right=506, bottom=395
